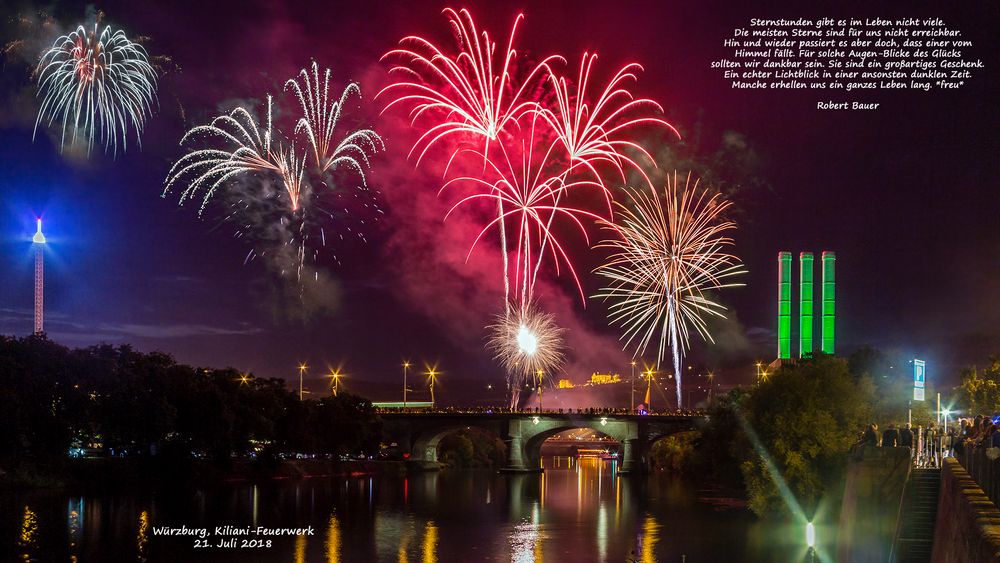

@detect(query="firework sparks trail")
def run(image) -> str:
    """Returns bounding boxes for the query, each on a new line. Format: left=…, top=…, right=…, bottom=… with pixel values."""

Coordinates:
left=595, top=172, right=745, bottom=408
left=488, top=304, right=565, bottom=408
left=285, top=61, right=384, bottom=176
left=530, top=54, right=679, bottom=298
left=541, top=53, right=678, bottom=185
left=444, top=113, right=607, bottom=406
left=441, top=112, right=607, bottom=311
left=34, top=23, right=157, bottom=156
left=378, top=8, right=558, bottom=167
left=164, top=96, right=303, bottom=213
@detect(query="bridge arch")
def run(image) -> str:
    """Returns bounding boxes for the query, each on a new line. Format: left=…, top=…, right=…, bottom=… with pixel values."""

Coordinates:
left=519, top=419, right=630, bottom=470
left=410, top=423, right=506, bottom=464
left=379, top=412, right=701, bottom=474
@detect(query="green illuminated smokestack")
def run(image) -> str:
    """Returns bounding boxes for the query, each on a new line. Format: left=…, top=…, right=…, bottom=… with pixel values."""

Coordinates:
left=799, top=252, right=814, bottom=357
left=822, top=251, right=836, bottom=354
left=778, top=252, right=792, bottom=359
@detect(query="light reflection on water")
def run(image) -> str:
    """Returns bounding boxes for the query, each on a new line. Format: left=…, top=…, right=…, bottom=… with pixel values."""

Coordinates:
left=325, top=514, right=339, bottom=563
left=0, top=457, right=811, bottom=562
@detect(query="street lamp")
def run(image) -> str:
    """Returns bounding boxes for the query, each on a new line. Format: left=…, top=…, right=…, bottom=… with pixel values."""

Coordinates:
left=806, top=521, right=816, bottom=562
left=644, top=369, right=654, bottom=411
left=427, top=368, right=439, bottom=407
left=329, top=370, right=342, bottom=397
left=402, top=361, right=411, bottom=408
left=297, top=363, right=308, bottom=401
left=537, top=369, right=543, bottom=412
left=630, top=361, right=637, bottom=412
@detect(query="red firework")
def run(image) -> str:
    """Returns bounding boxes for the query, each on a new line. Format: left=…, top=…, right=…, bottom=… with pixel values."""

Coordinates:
left=441, top=111, right=607, bottom=308
left=540, top=53, right=680, bottom=187
left=378, top=8, right=558, bottom=168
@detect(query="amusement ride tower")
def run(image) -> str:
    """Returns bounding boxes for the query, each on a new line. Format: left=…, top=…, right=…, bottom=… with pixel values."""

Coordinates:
left=32, top=219, right=46, bottom=335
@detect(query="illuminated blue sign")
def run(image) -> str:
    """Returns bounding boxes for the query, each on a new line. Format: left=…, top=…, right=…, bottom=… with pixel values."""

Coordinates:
left=914, top=359, right=926, bottom=401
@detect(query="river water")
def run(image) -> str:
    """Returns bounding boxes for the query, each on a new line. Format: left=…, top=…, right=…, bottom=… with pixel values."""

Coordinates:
left=3, top=458, right=824, bottom=562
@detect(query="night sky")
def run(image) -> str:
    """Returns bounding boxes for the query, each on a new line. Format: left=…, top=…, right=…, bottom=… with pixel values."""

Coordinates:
left=1, top=0, right=997, bottom=401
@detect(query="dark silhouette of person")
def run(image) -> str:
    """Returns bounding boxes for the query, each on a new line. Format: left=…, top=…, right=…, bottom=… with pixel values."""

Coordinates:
left=862, top=423, right=880, bottom=447
left=899, top=424, right=914, bottom=448
left=882, top=424, right=899, bottom=447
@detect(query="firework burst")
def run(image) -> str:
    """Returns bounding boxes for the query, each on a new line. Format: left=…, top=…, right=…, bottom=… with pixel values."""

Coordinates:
left=34, top=23, right=157, bottom=156
left=488, top=304, right=565, bottom=406
left=540, top=53, right=678, bottom=185
left=285, top=61, right=383, bottom=176
left=595, top=172, right=745, bottom=408
left=165, top=63, right=382, bottom=286
left=379, top=8, right=557, bottom=166
left=163, top=96, right=302, bottom=214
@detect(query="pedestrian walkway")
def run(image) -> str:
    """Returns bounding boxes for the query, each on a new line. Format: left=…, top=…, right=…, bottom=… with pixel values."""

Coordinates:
left=894, top=468, right=940, bottom=562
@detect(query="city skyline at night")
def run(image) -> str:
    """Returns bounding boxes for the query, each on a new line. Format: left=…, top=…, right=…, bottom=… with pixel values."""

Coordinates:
left=1, top=0, right=996, bottom=402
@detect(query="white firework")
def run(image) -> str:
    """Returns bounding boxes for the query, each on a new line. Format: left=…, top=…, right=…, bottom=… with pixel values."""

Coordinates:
left=489, top=304, right=566, bottom=407
left=34, top=23, right=157, bottom=156
left=595, top=172, right=745, bottom=407
left=285, top=61, right=383, bottom=177
left=163, top=95, right=304, bottom=214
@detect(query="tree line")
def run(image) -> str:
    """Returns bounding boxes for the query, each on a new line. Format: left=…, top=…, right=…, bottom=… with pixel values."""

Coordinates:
left=0, top=335, right=381, bottom=476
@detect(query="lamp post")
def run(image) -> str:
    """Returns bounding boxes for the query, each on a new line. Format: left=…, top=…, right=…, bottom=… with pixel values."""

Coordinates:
left=755, top=361, right=762, bottom=384
left=537, top=369, right=543, bottom=412
left=630, top=361, right=637, bottom=412
left=806, top=521, right=816, bottom=562
left=329, top=370, right=341, bottom=397
left=403, top=361, right=411, bottom=408
left=649, top=369, right=655, bottom=411
left=427, top=368, right=438, bottom=407
left=707, top=372, right=715, bottom=402
left=297, top=363, right=308, bottom=401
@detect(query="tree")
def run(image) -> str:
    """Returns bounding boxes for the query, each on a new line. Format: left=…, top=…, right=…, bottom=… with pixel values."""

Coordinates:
left=848, top=347, right=936, bottom=427
left=958, top=357, right=1000, bottom=415
left=740, top=355, right=876, bottom=516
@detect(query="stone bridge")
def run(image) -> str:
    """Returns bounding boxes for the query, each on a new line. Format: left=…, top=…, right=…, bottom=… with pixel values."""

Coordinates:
left=381, top=411, right=704, bottom=474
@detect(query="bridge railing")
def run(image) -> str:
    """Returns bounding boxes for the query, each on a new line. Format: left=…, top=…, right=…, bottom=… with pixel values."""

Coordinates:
left=374, top=406, right=707, bottom=417
left=957, top=445, right=1000, bottom=507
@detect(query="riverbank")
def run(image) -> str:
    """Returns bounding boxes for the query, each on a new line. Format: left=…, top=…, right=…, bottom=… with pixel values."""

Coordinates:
left=0, top=458, right=406, bottom=491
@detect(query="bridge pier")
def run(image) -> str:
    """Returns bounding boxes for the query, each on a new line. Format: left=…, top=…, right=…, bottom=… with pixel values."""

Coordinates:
left=500, top=425, right=541, bottom=473
left=617, top=438, right=640, bottom=474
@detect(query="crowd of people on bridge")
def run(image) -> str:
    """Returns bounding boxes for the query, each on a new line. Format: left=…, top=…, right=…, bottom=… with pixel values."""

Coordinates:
left=854, top=415, right=1000, bottom=467
left=374, top=405, right=708, bottom=417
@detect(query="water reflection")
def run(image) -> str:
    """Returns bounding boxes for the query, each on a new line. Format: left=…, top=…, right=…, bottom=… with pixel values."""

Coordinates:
left=422, top=520, right=437, bottom=563
left=293, top=533, right=307, bottom=563
left=510, top=519, right=540, bottom=563
left=0, top=457, right=808, bottom=562
left=137, top=510, right=150, bottom=561
left=640, top=514, right=660, bottom=563
left=325, top=513, right=340, bottom=563
left=67, top=497, right=82, bottom=557
left=19, top=505, right=38, bottom=561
